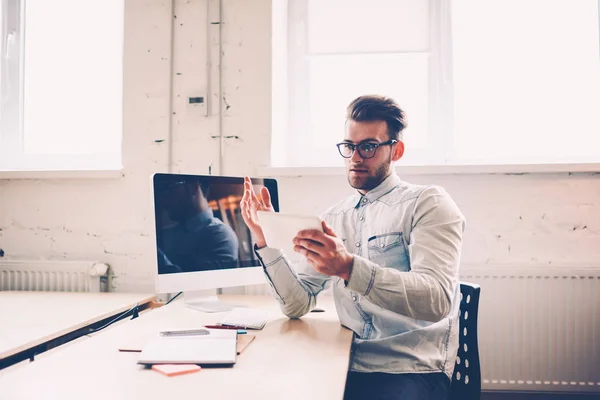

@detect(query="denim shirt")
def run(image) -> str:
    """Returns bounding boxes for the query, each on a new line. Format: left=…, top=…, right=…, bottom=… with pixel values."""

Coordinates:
left=254, top=173, right=465, bottom=379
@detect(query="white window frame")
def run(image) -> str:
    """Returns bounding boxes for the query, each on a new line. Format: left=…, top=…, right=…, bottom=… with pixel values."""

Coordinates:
left=1, top=0, right=23, bottom=167
left=270, top=0, right=600, bottom=175
left=0, top=0, right=123, bottom=177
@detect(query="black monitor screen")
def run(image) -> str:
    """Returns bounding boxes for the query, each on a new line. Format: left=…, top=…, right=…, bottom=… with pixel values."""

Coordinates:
left=153, top=173, right=279, bottom=275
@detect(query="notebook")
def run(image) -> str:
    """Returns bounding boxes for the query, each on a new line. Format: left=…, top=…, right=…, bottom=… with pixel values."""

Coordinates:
left=137, top=329, right=237, bottom=366
left=219, top=307, right=271, bottom=330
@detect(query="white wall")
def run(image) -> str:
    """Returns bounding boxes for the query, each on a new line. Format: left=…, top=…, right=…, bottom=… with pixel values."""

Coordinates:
left=0, top=0, right=599, bottom=292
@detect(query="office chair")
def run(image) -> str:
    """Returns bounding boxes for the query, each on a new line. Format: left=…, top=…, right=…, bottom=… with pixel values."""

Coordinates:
left=449, top=282, right=481, bottom=400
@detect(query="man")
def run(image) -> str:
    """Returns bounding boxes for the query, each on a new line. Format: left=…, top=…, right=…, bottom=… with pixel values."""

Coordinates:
left=241, top=95, right=465, bottom=399
left=158, top=179, right=239, bottom=272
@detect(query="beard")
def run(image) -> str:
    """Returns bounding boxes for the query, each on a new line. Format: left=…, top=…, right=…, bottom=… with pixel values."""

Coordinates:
left=347, top=162, right=391, bottom=192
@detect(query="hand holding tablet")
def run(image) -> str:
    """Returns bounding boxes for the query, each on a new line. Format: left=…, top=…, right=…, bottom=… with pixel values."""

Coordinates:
left=256, top=211, right=354, bottom=281
left=257, top=211, right=323, bottom=261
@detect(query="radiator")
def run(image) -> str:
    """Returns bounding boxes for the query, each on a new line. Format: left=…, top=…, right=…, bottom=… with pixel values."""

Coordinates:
left=461, top=265, right=600, bottom=393
left=0, top=260, right=109, bottom=292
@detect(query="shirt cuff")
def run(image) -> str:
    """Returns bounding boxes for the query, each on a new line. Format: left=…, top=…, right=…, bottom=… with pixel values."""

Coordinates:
left=345, top=256, right=376, bottom=296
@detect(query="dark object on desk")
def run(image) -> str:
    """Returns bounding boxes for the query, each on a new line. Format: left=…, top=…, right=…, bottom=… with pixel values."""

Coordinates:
left=310, top=308, right=326, bottom=313
left=160, top=329, right=209, bottom=337
left=118, top=347, right=142, bottom=353
left=449, top=282, right=481, bottom=400
left=164, top=291, right=182, bottom=306
left=204, top=325, right=243, bottom=330
left=87, top=304, right=141, bottom=335
left=204, top=325, right=247, bottom=334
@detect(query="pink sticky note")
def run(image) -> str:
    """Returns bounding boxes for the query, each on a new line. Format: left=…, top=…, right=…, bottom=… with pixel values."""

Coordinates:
left=152, top=364, right=201, bottom=377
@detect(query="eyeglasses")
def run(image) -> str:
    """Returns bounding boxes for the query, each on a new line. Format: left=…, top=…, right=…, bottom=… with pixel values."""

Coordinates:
left=336, top=140, right=397, bottom=159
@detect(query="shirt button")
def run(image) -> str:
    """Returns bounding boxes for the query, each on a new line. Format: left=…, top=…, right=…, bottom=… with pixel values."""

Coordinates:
left=359, top=216, right=364, bottom=221
left=356, top=242, right=361, bottom=247
left=362, top=198, right=368, bottom=203
left=381, top=243, right=385, bottom=248
left=352, top=295, right=358, bottom=301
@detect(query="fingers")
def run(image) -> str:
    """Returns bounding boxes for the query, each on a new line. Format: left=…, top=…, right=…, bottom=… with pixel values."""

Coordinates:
left=240, top=199, right=253, bottom=226
left=293, top=237, right=323, bottom=254
left=296, top=229, right=321, bottom=240
left=241, top=185, right=250, bottom=206
left=241, top=184, right=250, bottom=209
left=241, top=178, right=258, bottom=224
left=321, top=220, right=337, bottom=237
left=241, top=198, right=251, bottom=220
left=244, top=176, right=257, bottom=198
left=260, top=187, right=272, bottom=209
left=296, top=229, right=331, bottom=247
left=242, top=178, right=254, bottom=205
left=294, top=247, right=331, bottom=276
left=294, top=244, right=321, bottom=263
left=243, top=177, right=263, bottom=209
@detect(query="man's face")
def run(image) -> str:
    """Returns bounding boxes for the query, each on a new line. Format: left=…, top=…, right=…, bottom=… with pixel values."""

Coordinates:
left=343, top=120, right=403, bottom=193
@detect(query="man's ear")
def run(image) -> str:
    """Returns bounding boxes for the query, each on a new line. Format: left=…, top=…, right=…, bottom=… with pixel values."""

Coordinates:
left=392, top=140, right=404, bottom=161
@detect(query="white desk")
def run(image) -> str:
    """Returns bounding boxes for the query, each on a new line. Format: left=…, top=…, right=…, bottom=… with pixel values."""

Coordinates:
left=0, top=295, right=353, bottom=400
left=0, top=291, right=156, bottom=367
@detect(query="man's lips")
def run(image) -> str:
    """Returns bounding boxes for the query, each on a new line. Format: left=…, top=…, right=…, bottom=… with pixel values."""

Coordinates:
left=350, top=168, right=368, bottom=173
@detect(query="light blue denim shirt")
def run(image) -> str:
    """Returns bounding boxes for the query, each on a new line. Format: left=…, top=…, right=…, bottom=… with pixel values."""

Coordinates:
left=254, top=173, right=466, bottom=379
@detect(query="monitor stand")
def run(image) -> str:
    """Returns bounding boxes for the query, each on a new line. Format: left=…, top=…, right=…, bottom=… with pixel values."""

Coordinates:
left=183, top=289, right=240, bottom=313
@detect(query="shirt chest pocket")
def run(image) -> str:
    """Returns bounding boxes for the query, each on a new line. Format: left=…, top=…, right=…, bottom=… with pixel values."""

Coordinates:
left=367, top=232, right=410, bottom=272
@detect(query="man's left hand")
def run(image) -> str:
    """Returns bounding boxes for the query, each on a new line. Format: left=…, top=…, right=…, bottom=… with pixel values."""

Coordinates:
left=293, top=220, right=354, bottom=281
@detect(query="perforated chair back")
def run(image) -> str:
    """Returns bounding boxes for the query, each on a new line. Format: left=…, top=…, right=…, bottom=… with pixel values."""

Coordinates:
left=449, top=282, right=481, bottom=400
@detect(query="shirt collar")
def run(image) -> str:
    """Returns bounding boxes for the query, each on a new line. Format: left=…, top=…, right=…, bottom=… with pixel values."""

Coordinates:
left=353, top=172, right=402, bottom=207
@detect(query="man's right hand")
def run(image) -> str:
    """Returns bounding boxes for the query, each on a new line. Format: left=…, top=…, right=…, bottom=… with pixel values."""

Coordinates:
left=240, top=176, right=274, bottom=248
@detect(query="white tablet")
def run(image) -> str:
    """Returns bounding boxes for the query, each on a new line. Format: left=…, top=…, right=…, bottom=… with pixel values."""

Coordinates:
left=257, top=211, right=323, bottom=262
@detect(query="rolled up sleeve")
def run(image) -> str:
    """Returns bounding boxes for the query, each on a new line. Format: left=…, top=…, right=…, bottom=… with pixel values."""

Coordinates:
left=346, top=186, right=465, bottom=322
left=254, top=246, right=330, bottom=318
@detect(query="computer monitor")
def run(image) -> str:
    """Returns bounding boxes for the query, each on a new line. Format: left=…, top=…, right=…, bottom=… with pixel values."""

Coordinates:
left=151, top=173, right=279, bottom=311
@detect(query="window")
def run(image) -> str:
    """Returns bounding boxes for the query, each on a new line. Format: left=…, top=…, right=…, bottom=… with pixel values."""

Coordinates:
left=0, top=0, right=123, bottom=171
left=273, top=0, right=600, bottom=168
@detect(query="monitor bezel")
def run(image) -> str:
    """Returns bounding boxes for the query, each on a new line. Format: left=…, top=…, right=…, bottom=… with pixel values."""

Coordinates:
left=151, top=173, right=279, bottom=294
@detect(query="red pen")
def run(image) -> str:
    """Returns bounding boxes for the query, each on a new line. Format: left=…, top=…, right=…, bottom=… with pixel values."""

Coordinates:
left=204, top=324, right=246, bottom=330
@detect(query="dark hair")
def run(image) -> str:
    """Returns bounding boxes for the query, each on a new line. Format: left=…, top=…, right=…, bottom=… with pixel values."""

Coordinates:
left=346, top=95, right=407, bottom=141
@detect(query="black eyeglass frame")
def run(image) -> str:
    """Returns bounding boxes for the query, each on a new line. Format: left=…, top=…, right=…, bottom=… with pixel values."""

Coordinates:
left=335, top=139, right=398, bottom=159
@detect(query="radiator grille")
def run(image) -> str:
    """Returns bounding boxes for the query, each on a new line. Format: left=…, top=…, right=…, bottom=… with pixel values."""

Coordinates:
left=461, top=265, right=600, bottom=392
left=0, top=260, right=109, bottom=292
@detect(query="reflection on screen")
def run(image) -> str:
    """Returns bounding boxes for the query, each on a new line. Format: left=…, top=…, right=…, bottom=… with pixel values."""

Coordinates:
left=154, top=176, right=268, bottom=275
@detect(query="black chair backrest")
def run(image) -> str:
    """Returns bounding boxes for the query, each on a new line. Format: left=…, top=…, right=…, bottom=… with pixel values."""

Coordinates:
left=449, top=282, right=481, bottom=400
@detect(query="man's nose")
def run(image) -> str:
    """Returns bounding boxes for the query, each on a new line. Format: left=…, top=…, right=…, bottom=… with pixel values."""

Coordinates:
left=350, top=148, right=364, bottom=163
